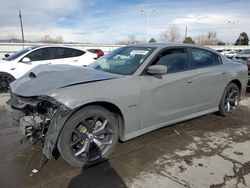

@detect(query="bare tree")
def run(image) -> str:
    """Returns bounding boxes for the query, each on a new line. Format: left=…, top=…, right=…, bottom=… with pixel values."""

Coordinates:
left=39, top=35, right=63, bottom=43
left=195, top=32, right=218, bottom=45
left=7, top=35, right=19, bottom=43
left=160, top=25, right=181, bottom=42
left=207, top=31, right=217, bottom=40
left=116, top=36, right=140, bottom=45
left=128, top=35, right=137, bottom=44
left=194, top=35, right=206, bottom=45
left=159, top=31, right=168, bottom=42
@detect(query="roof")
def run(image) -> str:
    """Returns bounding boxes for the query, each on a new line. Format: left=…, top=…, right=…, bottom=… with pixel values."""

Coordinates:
left=128, top=43, right=219, bottom=54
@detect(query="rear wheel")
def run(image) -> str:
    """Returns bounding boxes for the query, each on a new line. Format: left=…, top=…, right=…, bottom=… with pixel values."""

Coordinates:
left=0, top=73, right=15, bottom=93
left=57, top=105, right=118, bottom=167
left=219, top=83, right=240, bottom=116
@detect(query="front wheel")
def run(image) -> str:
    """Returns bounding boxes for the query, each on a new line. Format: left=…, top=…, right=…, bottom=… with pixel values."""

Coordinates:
left=218, top=83, right=240, bottom=117
left=57, top=105, right=118, bottom=167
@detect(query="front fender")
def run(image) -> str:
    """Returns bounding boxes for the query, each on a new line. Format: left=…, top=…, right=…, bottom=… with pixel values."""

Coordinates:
left=42, top=107, right=73, bottom=159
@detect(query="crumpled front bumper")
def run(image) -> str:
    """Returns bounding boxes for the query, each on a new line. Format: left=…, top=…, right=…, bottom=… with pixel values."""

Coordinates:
left=8, top=92, right=73, bottom=159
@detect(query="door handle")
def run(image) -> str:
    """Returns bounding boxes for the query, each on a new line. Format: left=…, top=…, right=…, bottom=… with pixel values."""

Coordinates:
left=73, top=60, right=78, bottom=62
left=187, top=80, right=195, bottom=84
left=222, top=72, right=227, bottom=75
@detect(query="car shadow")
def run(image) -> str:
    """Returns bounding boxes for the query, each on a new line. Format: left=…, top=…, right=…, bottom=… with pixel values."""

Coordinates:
left=68, top=160, right=127, bottom=188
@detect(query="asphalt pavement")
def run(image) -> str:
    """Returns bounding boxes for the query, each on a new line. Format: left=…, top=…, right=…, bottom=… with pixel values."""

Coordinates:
left=0, top=92, right=250, bottom=188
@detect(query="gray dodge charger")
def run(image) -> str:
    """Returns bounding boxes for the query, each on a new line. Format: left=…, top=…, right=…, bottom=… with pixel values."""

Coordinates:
left=8, top=43, right=248, bottom=167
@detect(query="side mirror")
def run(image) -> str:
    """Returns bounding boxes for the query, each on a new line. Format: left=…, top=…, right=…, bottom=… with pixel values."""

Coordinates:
left=147, top=65, right=167, bottom=75
left=21, top=57, right=31, bottom=63
left=4, top=53, right=10, bottom=58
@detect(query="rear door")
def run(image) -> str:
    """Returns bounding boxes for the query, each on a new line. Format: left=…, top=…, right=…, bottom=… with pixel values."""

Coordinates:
left=188, top=47, right=230, bottom=111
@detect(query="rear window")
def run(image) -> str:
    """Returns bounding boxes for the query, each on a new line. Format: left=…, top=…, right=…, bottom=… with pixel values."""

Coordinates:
left=54, top=47, right=85, bottom=59
left=191, top=48, right=222, bottom=68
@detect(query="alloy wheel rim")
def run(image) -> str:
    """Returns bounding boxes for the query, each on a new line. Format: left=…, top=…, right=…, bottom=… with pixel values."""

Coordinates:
left=69, top=115, right=114, bottom=162
left=224, top=87, right=239, bottom=113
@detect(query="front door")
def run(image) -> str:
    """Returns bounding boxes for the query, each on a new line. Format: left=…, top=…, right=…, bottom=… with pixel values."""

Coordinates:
left=16, top=47, right=53, bottom=77
left=140, top=47, right=199, bottom=129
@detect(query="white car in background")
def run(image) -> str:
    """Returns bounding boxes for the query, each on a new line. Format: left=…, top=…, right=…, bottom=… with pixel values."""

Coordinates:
left=224, top=51, right=238, bottom=59
left=217, top=49, right=238, bottom=59
left=0, top=46, right=96, bottom=92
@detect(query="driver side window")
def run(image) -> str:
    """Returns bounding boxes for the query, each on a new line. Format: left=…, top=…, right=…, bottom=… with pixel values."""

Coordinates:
left=153, top=48, right=189, bottom=74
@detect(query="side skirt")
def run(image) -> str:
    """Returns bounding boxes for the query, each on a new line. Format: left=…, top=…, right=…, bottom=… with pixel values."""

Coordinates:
left=122, top=107, right=219, bottom=141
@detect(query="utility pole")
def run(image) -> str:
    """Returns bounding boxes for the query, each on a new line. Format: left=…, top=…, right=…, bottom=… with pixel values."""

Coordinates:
left=185, top=25, right=188, bottom=40
left=19, top=10, right=25, bottom=48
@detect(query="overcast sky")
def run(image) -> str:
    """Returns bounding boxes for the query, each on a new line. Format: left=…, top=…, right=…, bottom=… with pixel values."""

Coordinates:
left=0, top=0, right=249, bottom=44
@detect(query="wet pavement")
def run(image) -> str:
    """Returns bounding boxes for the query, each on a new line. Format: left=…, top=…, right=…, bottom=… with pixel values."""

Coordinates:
left=0, top=92, right=250, bottom=188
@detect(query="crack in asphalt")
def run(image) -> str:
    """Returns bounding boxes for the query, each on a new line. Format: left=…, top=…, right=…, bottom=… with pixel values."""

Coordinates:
left=210, top=154, right=250, bottom=188
left=137, top=127, right=250, bottom=188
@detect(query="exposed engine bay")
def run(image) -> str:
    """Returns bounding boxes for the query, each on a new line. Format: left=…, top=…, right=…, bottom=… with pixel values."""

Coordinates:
left=18, top=101, right=57, bottom=145
left=8, top=93, right=71, bottom=159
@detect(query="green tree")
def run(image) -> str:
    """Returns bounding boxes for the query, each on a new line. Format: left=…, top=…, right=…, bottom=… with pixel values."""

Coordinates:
left=235, top=32, right=249, bottom=45
left=148, top=38, right=156, bottom=43
left=183, top=37, right=195, bottom=44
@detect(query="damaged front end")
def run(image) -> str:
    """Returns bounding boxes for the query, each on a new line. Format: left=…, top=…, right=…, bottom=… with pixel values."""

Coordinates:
left=8, top=92, right=72, bottom=159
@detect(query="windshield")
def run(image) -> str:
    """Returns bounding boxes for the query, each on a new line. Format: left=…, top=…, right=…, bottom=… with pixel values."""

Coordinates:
left=239, top=49, right=250, bottom=54
left=89, top=46, right=155, bottom=75
left=4, top=46, right=38, bottom=61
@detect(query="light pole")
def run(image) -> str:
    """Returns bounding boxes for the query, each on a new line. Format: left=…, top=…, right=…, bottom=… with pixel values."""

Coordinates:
left=227, top=21, right=238, bottom=46
left=140, top=9, right=155, bottom=43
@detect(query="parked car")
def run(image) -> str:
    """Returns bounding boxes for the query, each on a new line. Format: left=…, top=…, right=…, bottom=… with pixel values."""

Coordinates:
left=224, top=50, right=238, bottom=59
left=232, top=49, right=250, bottom=88
left=216, top=49, right=223, bottom=53
left=0, top=46, right=96, bottom=92
left=8, top=43, right=248, bottom=167
left=220, top=49, right=232, bottom=55
left=232, top=49, right=250, bottom=62
left=87, top=49, right=105, bottom=59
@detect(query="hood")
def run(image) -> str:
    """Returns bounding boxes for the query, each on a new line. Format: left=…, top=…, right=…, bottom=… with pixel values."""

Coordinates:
left=10, top=64, right=122, bottom=97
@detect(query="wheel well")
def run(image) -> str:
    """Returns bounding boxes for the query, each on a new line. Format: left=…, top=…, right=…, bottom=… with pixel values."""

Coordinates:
left=77, top=101, right=125, bottom=140
left=0, top=72, right=15, bottom=79
left=230, top=79, right=242, bottom=94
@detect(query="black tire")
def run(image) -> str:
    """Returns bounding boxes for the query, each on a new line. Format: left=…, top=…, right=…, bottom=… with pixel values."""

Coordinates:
left=218, top=83, right=240, bottom=117
left=57, top=105, right=118, bottom=167
left=0, top=72, right=15, bottom=93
